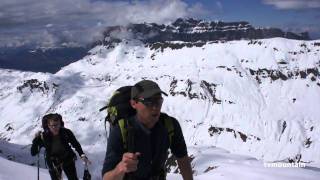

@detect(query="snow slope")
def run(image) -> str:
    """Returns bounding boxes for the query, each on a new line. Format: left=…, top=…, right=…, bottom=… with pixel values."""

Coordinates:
left=0, top=141, right=319, bottom=180
left=0, top=156, right=50, bottom=180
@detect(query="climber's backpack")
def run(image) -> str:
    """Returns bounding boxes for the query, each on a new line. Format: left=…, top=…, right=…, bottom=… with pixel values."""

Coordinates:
left=99, top=86, right=136, bottom=127
left=99, top=85, right=175, bottom=151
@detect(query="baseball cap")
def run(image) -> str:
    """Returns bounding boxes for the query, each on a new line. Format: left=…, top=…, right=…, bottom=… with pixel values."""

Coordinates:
left=131, top=80, right=168, bottom=99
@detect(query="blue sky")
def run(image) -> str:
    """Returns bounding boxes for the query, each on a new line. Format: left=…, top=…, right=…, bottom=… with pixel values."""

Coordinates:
left=185, top=0, right=320, bottom=35
left=0, top=0, right=319, bottom=48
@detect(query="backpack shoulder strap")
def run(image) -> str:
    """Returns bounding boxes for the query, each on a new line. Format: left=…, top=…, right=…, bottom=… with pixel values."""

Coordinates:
left=40, top=132, right=44, bottom=141
left=118, top=119, right=128, bottom=151
left=59, top=128, right=70, bottom=142
left=162, top=114, right=174, bottom=147
left=118, top=118, right=135, bottom=153
left=119, top=115, right=173, bottom=151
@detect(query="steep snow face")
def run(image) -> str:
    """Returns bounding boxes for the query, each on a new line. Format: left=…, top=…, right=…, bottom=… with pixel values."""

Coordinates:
left=0, top=38, right=320, bottom=167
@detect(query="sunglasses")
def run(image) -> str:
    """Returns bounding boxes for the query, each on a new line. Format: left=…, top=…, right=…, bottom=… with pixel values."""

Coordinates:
left=136, top=97, right=164, bottom=107
left=48, top=124, right=60, bottom=128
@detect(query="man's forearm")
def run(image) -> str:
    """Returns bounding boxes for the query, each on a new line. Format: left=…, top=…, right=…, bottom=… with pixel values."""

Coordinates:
left=177, top=156, right=193, bottom=180
left=102, top=166, right=125, bottom=180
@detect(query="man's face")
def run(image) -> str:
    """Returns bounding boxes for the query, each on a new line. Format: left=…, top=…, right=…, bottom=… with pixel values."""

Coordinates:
left=131, top=94, right=163, bottom=128
left=48, top=119, right=61, bottom=135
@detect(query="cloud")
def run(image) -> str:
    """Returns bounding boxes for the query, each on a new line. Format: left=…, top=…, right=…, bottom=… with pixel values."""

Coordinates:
left=0, top=0, right=209, bottom=48
left=277, top=21, right=320, bottom=39
left=262, top=0, right=320, bottom=10
left=186, top=2, right=211, bottom=18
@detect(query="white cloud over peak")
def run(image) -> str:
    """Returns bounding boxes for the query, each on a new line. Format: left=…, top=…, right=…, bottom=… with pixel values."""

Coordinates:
left=0, top=0, right=209, bottom=47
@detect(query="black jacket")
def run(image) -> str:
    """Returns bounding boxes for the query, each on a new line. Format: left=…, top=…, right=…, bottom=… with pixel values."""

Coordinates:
left=31, top=128, right=84, bottom=165
left=102, top=113, right=188, bottom=179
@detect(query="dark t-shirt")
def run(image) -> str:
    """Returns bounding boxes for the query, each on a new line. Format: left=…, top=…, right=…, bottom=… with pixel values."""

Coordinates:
left=51, top=135, right=67, bottom=158
left=101, top=113, right=188, bottom=179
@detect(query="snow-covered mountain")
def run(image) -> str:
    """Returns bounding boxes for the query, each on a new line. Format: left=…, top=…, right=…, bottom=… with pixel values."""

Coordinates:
left=0, top=19, right=320, bottom=179
left=96, top=18, right=310, bottom=47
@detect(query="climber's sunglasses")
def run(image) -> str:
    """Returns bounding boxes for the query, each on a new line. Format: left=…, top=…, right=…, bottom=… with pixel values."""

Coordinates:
left=136, top=97, right=164, bottom=107
left=48, top=123, right=60, bottom=128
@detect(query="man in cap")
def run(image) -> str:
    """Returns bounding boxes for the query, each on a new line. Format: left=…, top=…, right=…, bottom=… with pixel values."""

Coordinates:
left=102, top=80, right=193, bottom=180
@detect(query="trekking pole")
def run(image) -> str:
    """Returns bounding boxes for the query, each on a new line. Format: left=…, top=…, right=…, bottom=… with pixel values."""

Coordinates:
left=83, top=161, right=91, bottom=180
left=37, top=147, right=40, bottom=180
